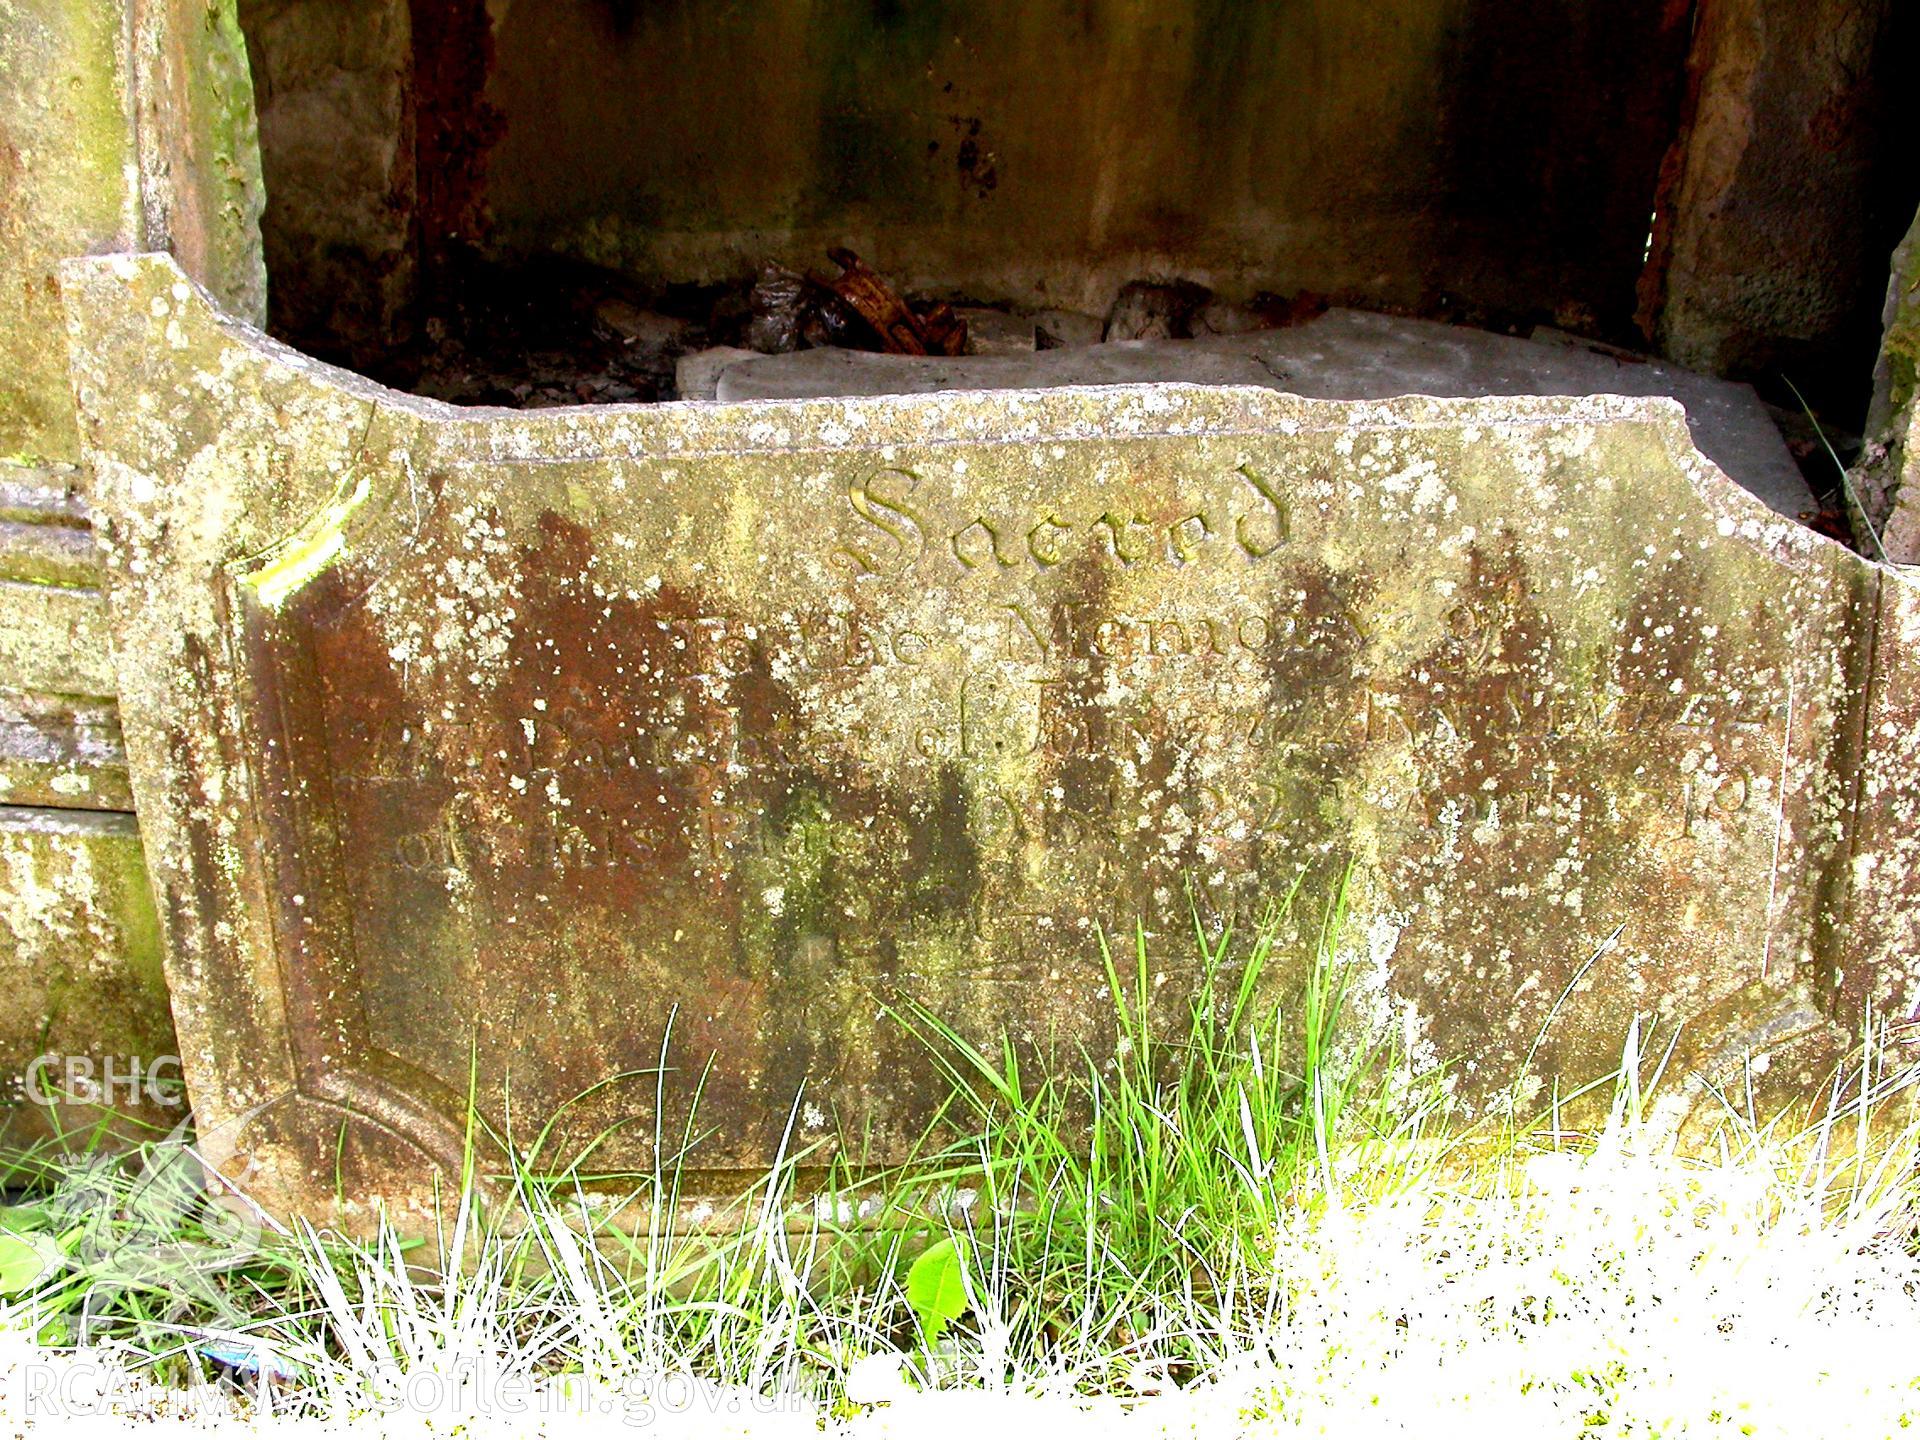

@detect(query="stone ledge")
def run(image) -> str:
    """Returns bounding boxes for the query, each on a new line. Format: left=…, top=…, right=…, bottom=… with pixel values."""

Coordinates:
left=0, top=581, right=115, bottom=698
left=704, top=312, right=1814, bottom=520
left=0, top=690, right=131, bottom=812
left=0, top=522, right=106, bottom=589
left=0, top=464, right=90, bottom=528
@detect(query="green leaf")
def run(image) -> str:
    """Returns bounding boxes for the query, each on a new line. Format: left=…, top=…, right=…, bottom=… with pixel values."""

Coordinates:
left=0, top=1232, right=48, bottom=1297
left=905, top=1236, right=970, bottom=1347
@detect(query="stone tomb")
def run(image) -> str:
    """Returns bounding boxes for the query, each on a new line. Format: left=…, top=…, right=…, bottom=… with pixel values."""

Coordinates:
left=63, top=256, right=1920, bottom=1220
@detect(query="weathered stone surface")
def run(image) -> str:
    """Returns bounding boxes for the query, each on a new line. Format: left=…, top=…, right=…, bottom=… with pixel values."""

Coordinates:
left=0, top=460, right=151, bottom=1143
left=674, top=347, right=762, bottom=404
left=0, top=0, right=265, bottom=464
left=711, top=313, right=1814, bottom=519
left=0, top=0, right=142, bottom=461
left=1641, top=0, right=1914, bottom=397
left=1841, top=566, right=1920, bottom=1025
left=0, top=2, right=260, bottom=1156
left=0, top=807, right=175, bottom=1148
left=0, top=582, right=114, bottom=698
left=0, top=464, right=129, bottom=807
left=0, top=519, right=106, bottom=590
left=1860, top=207, right=1920, bottom=562
left=490, top=2, right=1692, bottom=329
left=64, top=255, right=1920, bottom=1222
left=239, top=0, right=416, bottom=366
left=0, top=461, right=106, bottom=588
left=0, top=464, right=89, bottom=527
left=956, top=309, right=1038, bottom=357
left=1033, top=311, right=1104, bottom=350
left=133, top=0, right=269, bottom=330
left=0, top=691, right=131, bottom=812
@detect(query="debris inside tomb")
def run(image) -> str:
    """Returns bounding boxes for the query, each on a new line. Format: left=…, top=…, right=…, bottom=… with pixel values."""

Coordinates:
left=823, top=248, right=969, bottom=356
left=386, top=247, right=973, bottom=405
left=380, top=250, right=698, bottom=407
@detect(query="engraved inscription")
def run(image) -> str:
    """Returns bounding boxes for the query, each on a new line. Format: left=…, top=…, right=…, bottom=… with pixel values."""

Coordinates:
left=832, top=461, right=1295, bottom=577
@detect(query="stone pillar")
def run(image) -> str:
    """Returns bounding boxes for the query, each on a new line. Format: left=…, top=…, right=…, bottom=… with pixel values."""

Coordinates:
left=1642, top=0, right=1912, bottom=399
left=1856, top=208, right=1920, bottom=560
left=0, top=0, right=266, bottom=1143
left=238, top=0, right=416, bottom=368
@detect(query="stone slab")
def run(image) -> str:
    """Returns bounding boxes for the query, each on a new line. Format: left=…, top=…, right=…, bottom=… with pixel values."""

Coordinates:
left=239, top=0, right=414, bottom=365
left=0, top=689, right=131, bottom=812
left=709, top=312, right=1814, bottom=520
left=0, top=806, right=176, bottom=1148
left=0, top=464, right=90, bottom=527
left=675, top=347, right=762, bottom=404
left=0, top=581, right=114, bottom=698
left=0, top=520, right=106, bottom=589
left=1645, top=0, right=1904, bottom=388
left=63, top=255, right=1920, bottom=1222
left=0, top=471, right=114, bottom=693
left=0, top=462, right=106, bottom=588
left=0, top=1, right=258, bottom=1154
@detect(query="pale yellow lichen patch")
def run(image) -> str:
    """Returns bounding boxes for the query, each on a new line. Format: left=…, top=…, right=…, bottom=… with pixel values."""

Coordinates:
left=242, top=472, right=373, bottom=610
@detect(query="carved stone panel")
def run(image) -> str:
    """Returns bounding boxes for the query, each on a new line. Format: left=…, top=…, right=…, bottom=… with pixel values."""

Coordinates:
left=63, top=256, right=1919, bottom=1220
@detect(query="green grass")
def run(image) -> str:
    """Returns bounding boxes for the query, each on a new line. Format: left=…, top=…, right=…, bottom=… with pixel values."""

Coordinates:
left=0, top=887, right=1915, bottom=1434
left=847, top=874, right=1432, bottom=1382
